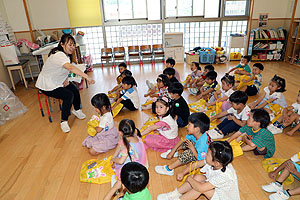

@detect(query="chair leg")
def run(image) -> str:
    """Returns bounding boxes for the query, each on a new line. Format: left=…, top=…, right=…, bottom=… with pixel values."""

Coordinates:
left=48, top=96, right=53, bottom=112
left=37, top=92, right=44, bottom=117
left=44, top=95, right=52, bottom=122
left=58, top=99, right=62, bottom=111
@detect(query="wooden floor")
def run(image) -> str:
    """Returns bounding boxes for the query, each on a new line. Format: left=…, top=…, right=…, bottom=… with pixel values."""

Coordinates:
left=1, top=60, right=300, bottom=200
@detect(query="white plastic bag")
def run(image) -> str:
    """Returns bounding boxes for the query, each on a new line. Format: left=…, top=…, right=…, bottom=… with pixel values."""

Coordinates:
left=0, top=45, right=19, bottom=65
left=0, top=82, right=27, bottom=125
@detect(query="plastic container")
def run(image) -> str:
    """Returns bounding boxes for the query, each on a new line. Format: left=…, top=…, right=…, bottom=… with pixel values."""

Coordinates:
left=258, top=53, right=267, bottom=60
left=198, top=48, right=216, bottom=64
left=230, top=52, right=242, bottom=60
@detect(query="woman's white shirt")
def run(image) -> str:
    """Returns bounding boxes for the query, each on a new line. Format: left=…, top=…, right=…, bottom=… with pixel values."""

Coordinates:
left=36, top=52, right=70, bottom=91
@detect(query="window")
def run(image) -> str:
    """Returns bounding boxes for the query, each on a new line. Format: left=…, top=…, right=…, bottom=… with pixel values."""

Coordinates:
left=225, top=0, right=248, bottom=16
left=166, top=0, right=204, bottom=17
left=103, top=0, right=160, bottom=21
left=204, top=0, right=219, bottom=18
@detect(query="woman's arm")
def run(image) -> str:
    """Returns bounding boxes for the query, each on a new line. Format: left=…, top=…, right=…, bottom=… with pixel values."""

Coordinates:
left=63, top=63, right=95, bottom=84
left=141, top=124, right=160, bottom=136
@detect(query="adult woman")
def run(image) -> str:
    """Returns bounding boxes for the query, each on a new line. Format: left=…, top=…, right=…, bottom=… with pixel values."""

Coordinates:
left=36, top=34, right=95, bottom=133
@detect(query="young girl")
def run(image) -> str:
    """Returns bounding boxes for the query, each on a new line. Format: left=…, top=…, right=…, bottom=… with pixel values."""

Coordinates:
left=106, top=119, right=148, bottom=199
left=111, top=76, right=139, bottom=111
left=157, top=141, right=240, bottom=200
left=142, top=96, right=179, bottom=152
left=249, top=75, right=287, bottom=120
left=82, top=93, right=119, bottom=155
left=205, top=74, right=235, bottom=111
left=183, top=62, right=201, bottom=88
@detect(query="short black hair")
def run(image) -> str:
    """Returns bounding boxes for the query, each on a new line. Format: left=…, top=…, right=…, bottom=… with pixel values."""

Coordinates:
left=253, top=63, right=264, bottom=71
left=192, top=62, right=201, bottom=70
left=271, top=75, right=286, bottom=92
left=166, top=57, right=176, bottom=66
left=121, top=162, right=149, bottom=194
left=168, top=82, right=184, bottom=96
left=205, top=71, right=217, bottom=81
left=163, top=67, right=175, bottom=76
left=122, top=76, right=137, bottom=87
left=229, top=91, right=248, bottom=105
left=242, top=55, right=251, bottom=63
left=251, top=109, right=270, bottom=128
left=118, top=62, right=127, bottom=68
left=221, top=74, right=235, bottom=86
left=204, top=64, right=215, bottom=71
left=188, top=113, right=210, bottom=134
left=121, top=69, right=132, bottom=77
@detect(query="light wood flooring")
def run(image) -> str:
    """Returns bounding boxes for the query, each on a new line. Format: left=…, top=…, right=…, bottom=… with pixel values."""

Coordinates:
left=0, top=60, right=300, bottom=200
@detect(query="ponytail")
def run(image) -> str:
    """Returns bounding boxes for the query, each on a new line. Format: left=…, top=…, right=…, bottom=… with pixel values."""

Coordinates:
left=209, top=141, right=233, bottom=172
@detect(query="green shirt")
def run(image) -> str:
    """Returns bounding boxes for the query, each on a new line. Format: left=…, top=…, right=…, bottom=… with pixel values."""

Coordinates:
left=236, top=64, right=251, bottom=73
left=239, top=125, right=275, bottom=158
left=123, top=188, right=152, bottom=200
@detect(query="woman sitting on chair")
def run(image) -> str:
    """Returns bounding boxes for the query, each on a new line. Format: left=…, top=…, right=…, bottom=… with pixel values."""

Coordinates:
left=36, top=34, right=95, bottom=133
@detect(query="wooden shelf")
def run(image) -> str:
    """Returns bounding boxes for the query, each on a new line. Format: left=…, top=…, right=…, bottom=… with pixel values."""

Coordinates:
left=254, top=38, right=285, bottom=41
left=253, top=49, right=277, bottom=51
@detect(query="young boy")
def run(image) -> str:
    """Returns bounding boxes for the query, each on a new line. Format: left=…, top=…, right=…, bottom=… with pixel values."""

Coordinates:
left=165, top=57, right=180, bottom=82
left=109, top=70, right=132, bottom=95
left=155, top=113, right=211, bottom=177
left=116, top=62, right=127, bottom=84
left=189, top=64, right=215, bottom=95
left=227, top=55, right=251, bottom=82
left=104, top=162, right=152, bottom=200
left=268, top=90, right=300, bottom=135
left=237, top=63, right=264, bottom=96
left=228, top=109, right=275, bottom=158
left=208, top=91, right=250, bottom=139
left=169, top=82, right=190, bottom=127
left=198, top=71, right=220, bottom=101
left=163, top=67, right=179, bottom=83
left=262, top=152, right=300, bottom=200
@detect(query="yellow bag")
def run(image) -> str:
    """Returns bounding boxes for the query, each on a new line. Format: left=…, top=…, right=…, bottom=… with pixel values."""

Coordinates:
left=111, top=102, right=124, bottom=117
left=140, top=116, right=160, bottom=142
left=262, top=158, right=294, bottom=185
left=107, top=93, right=117, bottom=99
left=266, top=102, right=284, bottom=123
left=178, top=161, right=203, bottom=187
left=80, top=156, right=115, bottom=184
left=219, top=139, right=243, bottom=158
left=188, top=99, right=207, bottom=113
left=142, top=98, right=154, bottom=106
left=236, top=75, right=254, bottom=90
left=87, top=115, right=100, bottom=136
left=182, top=75, right=192, bottom=86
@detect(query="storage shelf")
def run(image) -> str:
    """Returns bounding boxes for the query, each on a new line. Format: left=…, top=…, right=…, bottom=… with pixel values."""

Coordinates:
left=254, top=38, right=285, bottom=41
left=253, top=49, right=279, bottom=51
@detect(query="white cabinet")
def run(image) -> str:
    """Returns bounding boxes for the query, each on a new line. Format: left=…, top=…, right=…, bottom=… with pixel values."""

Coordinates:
left=165, top=46, right=184, bottom=63
left=164, top=32, right=183, bottom=47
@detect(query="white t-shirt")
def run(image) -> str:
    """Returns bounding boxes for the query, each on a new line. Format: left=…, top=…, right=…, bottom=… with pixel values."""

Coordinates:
left=121, top=88, right=140, bottom=109
left=98, top=112, right=114, bottom=131
left=221, top=88, right=234, bottom=101
left=263, top=87, right=287, bottom=108
left=159, top=115, right=178, bottom=139
left=227, top=105, right=250, bottom=121
left=292, top=103, right=300, bottom=115
left=36, top=52, right=70, bottom=91
left=201, top=163, right=240, bottom=200
left=291, top=152, right=300, bottom=162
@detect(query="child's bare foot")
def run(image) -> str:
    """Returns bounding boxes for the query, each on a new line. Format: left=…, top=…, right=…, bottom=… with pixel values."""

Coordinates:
left=285, top=131, right=294, bottom=136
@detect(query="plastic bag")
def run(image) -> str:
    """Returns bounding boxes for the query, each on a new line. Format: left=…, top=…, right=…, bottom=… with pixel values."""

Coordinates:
left=0, top=45, right=19, bottom=65
left=0, top=82, right=27, bottom=125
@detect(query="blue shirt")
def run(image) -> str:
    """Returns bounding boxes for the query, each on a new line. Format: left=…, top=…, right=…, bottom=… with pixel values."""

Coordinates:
left=185, top=132, right=211, bottom=160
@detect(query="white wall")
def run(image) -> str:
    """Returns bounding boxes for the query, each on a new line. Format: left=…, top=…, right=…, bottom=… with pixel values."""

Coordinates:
left=296, top=0, right=300, bottom=18
left=252, top=0, right=294, bottom=19
left=3, top=0, right=29, bottom=31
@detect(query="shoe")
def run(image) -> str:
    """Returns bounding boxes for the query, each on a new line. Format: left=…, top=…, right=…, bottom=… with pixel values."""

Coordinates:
left=269, top=191, right=290, bottom=200
left=155, top=165, right=174, bottom=176
left=157, top=189, right=181, bottom=200
left=272, top=126, right=283, bottom=135
left=207, top=129, right=224, bottom=140
left=188, top=88, right=199, bottom=96
left=111, top=174, right=117, bottom=188
left=267, top=124, right=276, bottom=132
left=60, top=121, right=71, bottom=133
left=270, top=113, right=275, bottom=122
left=262, top=182, right=283, bottom=193
left=72, top=109, right=86, bottom=119
left=146, top=80, right=154, bottom=90
left=160, top=149, right=179, bottom=159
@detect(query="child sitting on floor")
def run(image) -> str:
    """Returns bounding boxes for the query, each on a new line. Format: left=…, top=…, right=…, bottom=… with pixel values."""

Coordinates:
left=268, top=90, right=300, bottom=135
left=228, top=109, right=275, bottom=158
left=157, top=141, right=240, bottom=200
left=189, top=64, right=215, bottom=95
left=155, top=113, right=211, bottom=178
left=169, top=82, right=190, bottom=127
left=142, top=96, right=179, bottom=152
left=163, top=67, right=179, bottom=83
left=198, top=71, right=221, bottom=101
left=82, top=93, right=119, bottom=155
left=108, top=69, right=132, bottom=97
left=116, top=62, right=128, bottom=84
left=183, top=62, right=201, bottom=88
left=205, top=74, right=235, bottom=112
left=165, top=57, right=180, bottom=82
left=208, top=91, right=250, bottom=139
left=262, top=152, right=300, bottom=200
left=227, top=55, right=251, bottom=82
left=112, top=76, right=139, bottom=111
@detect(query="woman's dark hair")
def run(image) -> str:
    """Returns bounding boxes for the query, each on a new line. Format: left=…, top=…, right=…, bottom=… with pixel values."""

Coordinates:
left=48, top=34, right=75, bottom=60
left=251, top=109, right=270, bottom=128
left=168, top=82, right=184, bottom=96
left=188, top=113, right=210, bottom=134
left=229, top=91, right=248, bottom=105
left=91, top=93, right=111, bottom=114
left=221, top=74, right=235, bottom=86
left=121, top=162, right=149, bottom=194
left=152, top=96, right=175, bottom=119
left=119, top=119, right=142, bottom=162
left=157, top=74, right=171, bottom=88
left=118, top=62, right=127, bottom=69
left=166, top=57, right=176, bottom=66
left=121, top=69, right=132, bottom=77
left=192, top=62, right=201, bottom=71
left=122, top=76, right=137, bottom=87
left=163, top=67, right=175, bottom=76
left=271, top=75, right=286, bottom=92
left=209, top=141, right=233, bottom=172
left=253, top=63, right=264, bottom=71
left=204, top=64, right=215, bottom=71
left=205, top=71, right=217, bottom=81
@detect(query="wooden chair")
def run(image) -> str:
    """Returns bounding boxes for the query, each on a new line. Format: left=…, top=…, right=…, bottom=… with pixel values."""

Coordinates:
left=128, top=46, right=141, bottom=66
left=152, top=44, right=165, bottom=63
left=140, top=45, right=153, bottom=64
left=113, top=47, right=126, bottom=66
left=101, top=48, right=113, bottom=67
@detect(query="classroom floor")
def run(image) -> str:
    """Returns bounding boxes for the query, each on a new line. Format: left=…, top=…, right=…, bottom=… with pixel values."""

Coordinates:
left=0, top=60, right=300, bottom=200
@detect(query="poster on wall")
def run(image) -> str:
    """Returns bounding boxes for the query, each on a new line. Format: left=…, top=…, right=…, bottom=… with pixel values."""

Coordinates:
left=258, top=13, right=268, bottom=27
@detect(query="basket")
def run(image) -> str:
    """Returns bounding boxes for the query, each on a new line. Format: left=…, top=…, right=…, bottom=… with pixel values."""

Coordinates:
left=198, top=48, right=216, bottom=64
